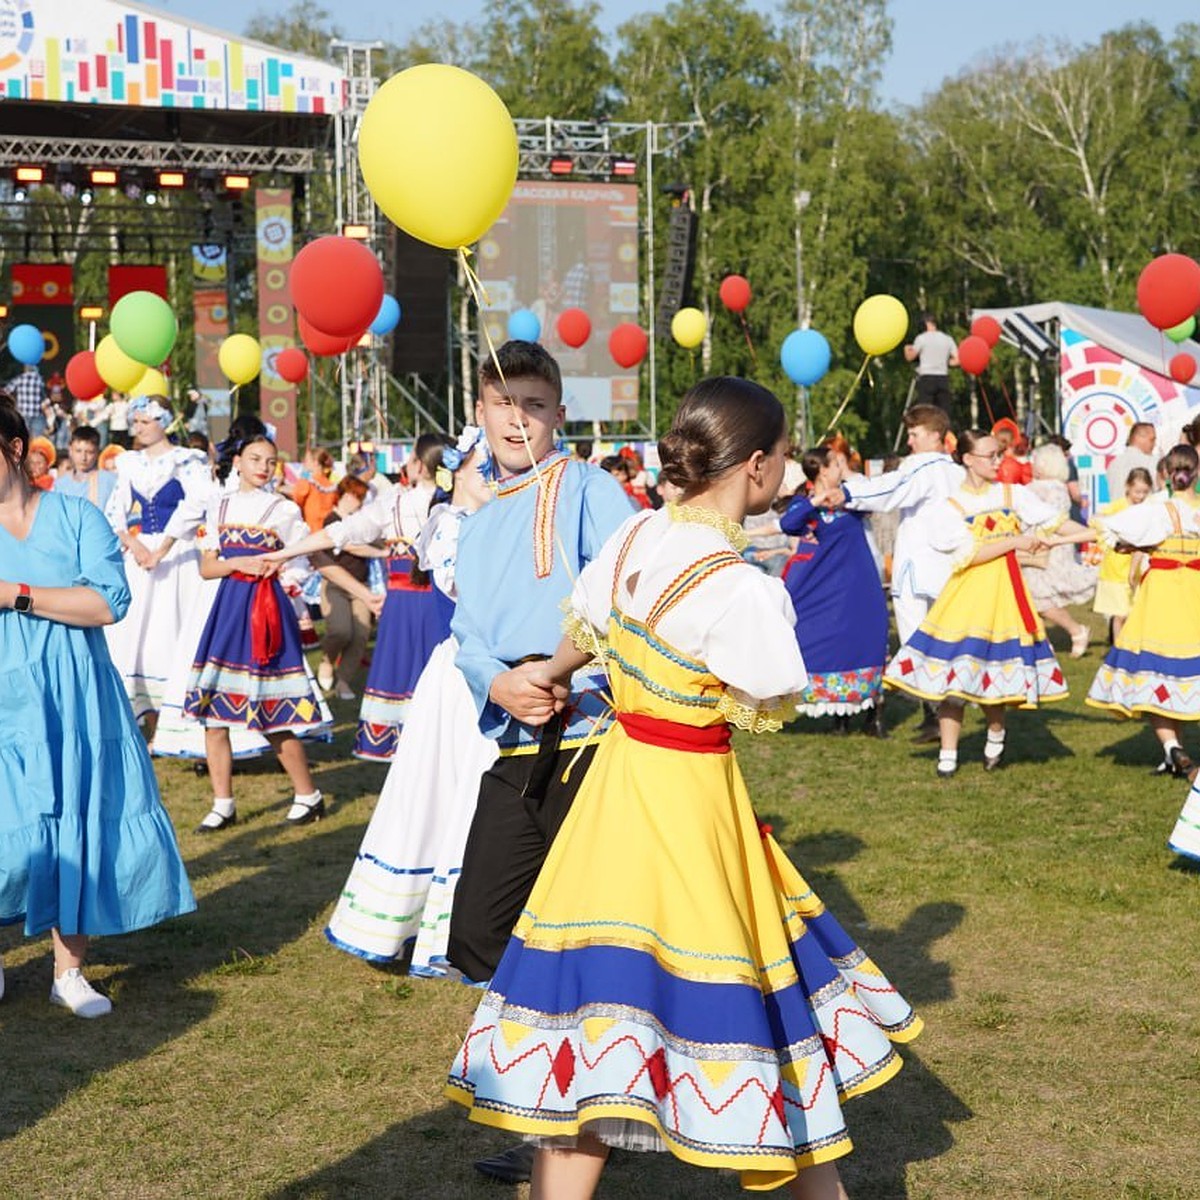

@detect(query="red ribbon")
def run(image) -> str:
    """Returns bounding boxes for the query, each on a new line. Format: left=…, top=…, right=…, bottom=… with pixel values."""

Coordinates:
left=1003, top=552, right=1039, bottom=636
left=618, top=712, right=732, bottom=754
left=1148, top=557, right=1200, bottom=571
left=231, top=572, right=284, bottom=666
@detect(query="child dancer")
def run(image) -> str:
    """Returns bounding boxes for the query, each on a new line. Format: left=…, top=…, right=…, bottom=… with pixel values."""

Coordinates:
left=352, top=435, right=450, bottom=761
left=447, top=378, right=920, bottom=1198
left=265, top=428, right=497, bottom=968
left=781, top=446, right=889, bottom=735
left=884, top=429, right=1091, bottom=777
left=184, top=431, right=331, bottom=830
left=1092, top=466, right=1152, bottom=643
left=1088, top=445, right=1200, bottom=776
left=104, top=395, right=211, bottom=739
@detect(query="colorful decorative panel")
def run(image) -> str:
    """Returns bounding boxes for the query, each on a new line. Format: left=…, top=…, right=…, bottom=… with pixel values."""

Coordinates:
left=0, top=0, right=345, bottom=114
left=1060, top=326, right=1200, bottom=509
left=12, top=262, right=73, bottom=373
left=192, top=243, right=229, bottom=431
left=256, top=187, right=297, bottom=457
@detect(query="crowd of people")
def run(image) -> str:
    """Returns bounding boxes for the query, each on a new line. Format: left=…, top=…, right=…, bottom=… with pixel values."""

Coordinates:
left=4, top=338, right=1200, bottom=1198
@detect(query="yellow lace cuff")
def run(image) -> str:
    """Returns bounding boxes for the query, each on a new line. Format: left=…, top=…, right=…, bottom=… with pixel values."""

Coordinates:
left=1033, top=512, right=1066, bottom=539
left=716, top=691, right=799, bottom=734
left=561, top=600, right=608, bottom=661
left=667, top=502, right=750, bottom=552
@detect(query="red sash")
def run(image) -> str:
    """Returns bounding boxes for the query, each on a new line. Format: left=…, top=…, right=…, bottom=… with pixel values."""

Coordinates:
left=231, top=572, right=284, bottom=665
left=1003, top=552, right=1039, bottom=636
left=618, top=712, right=731, bottom=754
left=1148, top=557, right=1200, bottom=572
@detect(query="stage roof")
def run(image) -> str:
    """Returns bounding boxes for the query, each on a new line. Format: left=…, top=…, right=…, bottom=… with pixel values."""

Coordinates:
left=0, top=0, right=345, bottom=116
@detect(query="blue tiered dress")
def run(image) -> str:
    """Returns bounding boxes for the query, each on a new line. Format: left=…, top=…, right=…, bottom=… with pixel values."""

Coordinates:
left=447, top=506, right=920, bottom=1190
left=0, top=492, right=195, bottom=936
left=183, top=491, right=330, bottom=737
left=780, top=495, right=888, bottom=715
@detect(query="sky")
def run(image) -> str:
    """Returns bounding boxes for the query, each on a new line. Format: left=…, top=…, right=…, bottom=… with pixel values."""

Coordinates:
left=153, top=0, right=1199, bottom=107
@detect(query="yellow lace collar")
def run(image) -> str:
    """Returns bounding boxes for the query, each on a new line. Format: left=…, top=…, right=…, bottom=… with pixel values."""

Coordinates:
left=667, top=502, right=750, bottom=552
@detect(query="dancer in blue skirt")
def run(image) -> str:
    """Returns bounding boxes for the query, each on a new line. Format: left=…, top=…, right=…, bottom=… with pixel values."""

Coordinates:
left=184, top=432, right=331, bottom=831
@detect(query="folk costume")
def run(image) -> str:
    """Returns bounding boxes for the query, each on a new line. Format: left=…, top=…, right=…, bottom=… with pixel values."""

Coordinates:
left=103, top=423, right=211, bottom=717
left=884, top=482, right=1069, bottom=708
left=447, top=506, right=921, bottom=1188
left=446, top=448, right=634, bottom=984
left=779, top=495, right=888, bottom=715
left=1087, top=491, right=1200, bottom=721
left=0, top=492, right=195, bottom=937
left=1092, top=497, right=1137, bottom=621
left=324, top=500, right=499, bottom=969
left=840, top=452, right=964, bottom=644
left=350, top=483, right=445, bottom=761
left=183, top=489, right=331, bottom=738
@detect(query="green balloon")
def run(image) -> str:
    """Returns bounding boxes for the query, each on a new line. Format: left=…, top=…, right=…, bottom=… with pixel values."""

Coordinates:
left=110, top=290, right=178, bottom=366
left=1165, top=315, right=1196, bottom=344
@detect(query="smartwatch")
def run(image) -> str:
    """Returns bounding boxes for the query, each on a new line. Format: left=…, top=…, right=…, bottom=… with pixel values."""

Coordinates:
left=13, top=583, right=33, bottom=614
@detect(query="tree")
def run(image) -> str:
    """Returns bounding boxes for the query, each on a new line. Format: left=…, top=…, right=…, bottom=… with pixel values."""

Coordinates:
left=244, top=1, right=341, bottom=59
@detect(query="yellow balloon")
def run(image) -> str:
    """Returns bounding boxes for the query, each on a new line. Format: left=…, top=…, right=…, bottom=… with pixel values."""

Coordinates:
left=853, top=294, right=909, bottom=357
left=129, top=368, right=169, bottom=398
left=359, top=65, right=519, bottom=250
left=95, top=334, right=146, bottom=393
left=671, top=307, right=707, bottom=350
left=219, top=334, right=262, bottom=386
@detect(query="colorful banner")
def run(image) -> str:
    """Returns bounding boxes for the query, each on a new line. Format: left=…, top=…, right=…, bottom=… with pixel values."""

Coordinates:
left=256, top=188, right=297, bottom=456
left=192, top=243, right=230, bottom=432
left=478, top=181, right=641, bottom=422
left=12, top=263, right=73, bottom=376
left=0, top=0, right=345, bottom=113
left=108, top=263, right=167, bottom=306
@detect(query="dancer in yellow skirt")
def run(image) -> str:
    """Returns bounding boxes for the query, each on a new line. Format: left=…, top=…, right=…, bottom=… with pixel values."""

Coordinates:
left=1088, top=444, right=1200, bottom=776
left=884, top=429, right=1091, bottom=778
left=446, top=379, right=921, bottom=1198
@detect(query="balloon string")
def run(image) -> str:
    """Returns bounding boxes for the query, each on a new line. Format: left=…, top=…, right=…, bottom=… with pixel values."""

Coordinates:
left=738, top=312, right=758, bottom=366
left=998, top=374, right=1017, bottom=420
left=978, top=378, right=996, bottom=427
left=821, top=354, right=871, bottom=441
left=456, top=246, right=609, bottom=678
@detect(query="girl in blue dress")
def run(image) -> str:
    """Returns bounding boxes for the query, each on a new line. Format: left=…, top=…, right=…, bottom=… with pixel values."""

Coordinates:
left=184, top=433, right=331, bottom=831
left=0, top=395, right=195, bottom=1018
left=781, top=447, right=890, bottom=736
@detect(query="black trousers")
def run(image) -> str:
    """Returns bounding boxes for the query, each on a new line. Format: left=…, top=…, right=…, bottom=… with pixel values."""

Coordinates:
left=447, top=744, right=597, bottom=984
left=914, top=374, right=953, bottom=413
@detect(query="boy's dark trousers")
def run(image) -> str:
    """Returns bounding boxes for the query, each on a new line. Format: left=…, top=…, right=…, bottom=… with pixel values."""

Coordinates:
left=447, top=733, right=598, bottom=985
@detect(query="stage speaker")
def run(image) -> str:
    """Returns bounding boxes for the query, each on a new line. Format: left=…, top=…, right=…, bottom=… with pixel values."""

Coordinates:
left=390, top=228, right=451, bottom=378
left=655, top=201, right=697, bottom=337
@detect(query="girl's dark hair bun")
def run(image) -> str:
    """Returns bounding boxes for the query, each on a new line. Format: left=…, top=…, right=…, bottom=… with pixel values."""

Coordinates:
left=657, top=377, right=785, bottom=492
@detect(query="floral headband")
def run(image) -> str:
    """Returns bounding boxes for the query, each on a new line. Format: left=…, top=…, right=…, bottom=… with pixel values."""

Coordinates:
left=127, top=395, right=173, bottom=427
left=435, top=425, right=489, bottom=491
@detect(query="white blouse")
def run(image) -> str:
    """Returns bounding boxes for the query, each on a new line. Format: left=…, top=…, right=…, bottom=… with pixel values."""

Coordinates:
left=105, top=445, right=213, bottom=537
left=568, top=507, right=807, bottom=713
left=1094, top=492, right=1200, bottom=549
left=198, top=488, right=313, bottom=589
left=414, top=503, right=469, bottom=599
left=928, top=481, right=1065, bottom=570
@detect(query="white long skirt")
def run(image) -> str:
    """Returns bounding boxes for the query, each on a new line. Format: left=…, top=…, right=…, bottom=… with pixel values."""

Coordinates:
left=105, top=534, right=201, bottom=718
left=324, top=636, right=498, bottom=968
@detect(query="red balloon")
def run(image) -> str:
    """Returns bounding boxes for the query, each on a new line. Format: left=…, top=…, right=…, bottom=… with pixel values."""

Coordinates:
left=609, top=323, right=648, bottom=370
left=970, top=315, right=1002, bottom=348
left=957, top=335, right=991, bottom=376
left=556, top=308, right=592, bottom=348
left=1137, top=253, right=1200, bottom=331
left=289, top=236, right=385, bottom=338
left=298, top=314, right=360, bottom=357
left=1169, top=353, right=1197, bottom=384
left=719, top=274, right=752, bottom=313
left=275, top=346, right=310, bottom=383
left=65, top=350, right=106, bottom=400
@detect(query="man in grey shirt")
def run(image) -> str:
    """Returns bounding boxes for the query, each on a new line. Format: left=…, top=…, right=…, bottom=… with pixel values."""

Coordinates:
left=904, top=312, right=959, bottom=413
left=1104, top=422, right=1158, bottom=500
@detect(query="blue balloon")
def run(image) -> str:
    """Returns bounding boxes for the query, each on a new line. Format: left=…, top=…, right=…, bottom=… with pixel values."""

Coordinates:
left=7, top=323, right=45, bottom=366
left=369, top=293, right=401, bottom=336
left=780, top=328, right=831, bottom=387
left=507, top=308, right=541, bottom=343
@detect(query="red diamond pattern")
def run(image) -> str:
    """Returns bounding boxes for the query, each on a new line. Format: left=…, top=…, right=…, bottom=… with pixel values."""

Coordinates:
left=646, top=1047, right=670, bottom=1099
left=1155, top=684, right=1171, bottom=703
left=981, top=672, right=992, bottom=690
left=770, top=1083, right=786, bottom=1127
left=1051, top=668, right=1064, bottom=685
left=984, top=516, right=997, bottom=531
left=551, top=1038, right=575, bottom=1096
left=946, top=668, right=956, bottom=684
left=899, top=658, right=914, bottom=676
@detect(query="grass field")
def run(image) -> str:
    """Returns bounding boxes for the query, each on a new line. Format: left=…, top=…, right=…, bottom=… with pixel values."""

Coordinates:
left=2, top=613, right=1199, bottom=1199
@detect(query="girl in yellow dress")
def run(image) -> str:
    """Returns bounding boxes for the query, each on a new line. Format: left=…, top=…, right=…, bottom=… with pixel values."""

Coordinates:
left=446, top=379, right=920, bottom=1198
left=1091, top=466, right=1152, bottom=641
left=883, top=429, right=1091, bottom=777
left=1088, top=444, right=1200, bottom=776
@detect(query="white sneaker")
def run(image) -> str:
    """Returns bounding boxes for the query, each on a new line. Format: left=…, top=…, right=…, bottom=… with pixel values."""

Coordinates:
left=50, top=968, right=112, bottom=1018
left=317, top=660, right=335, bottom=691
